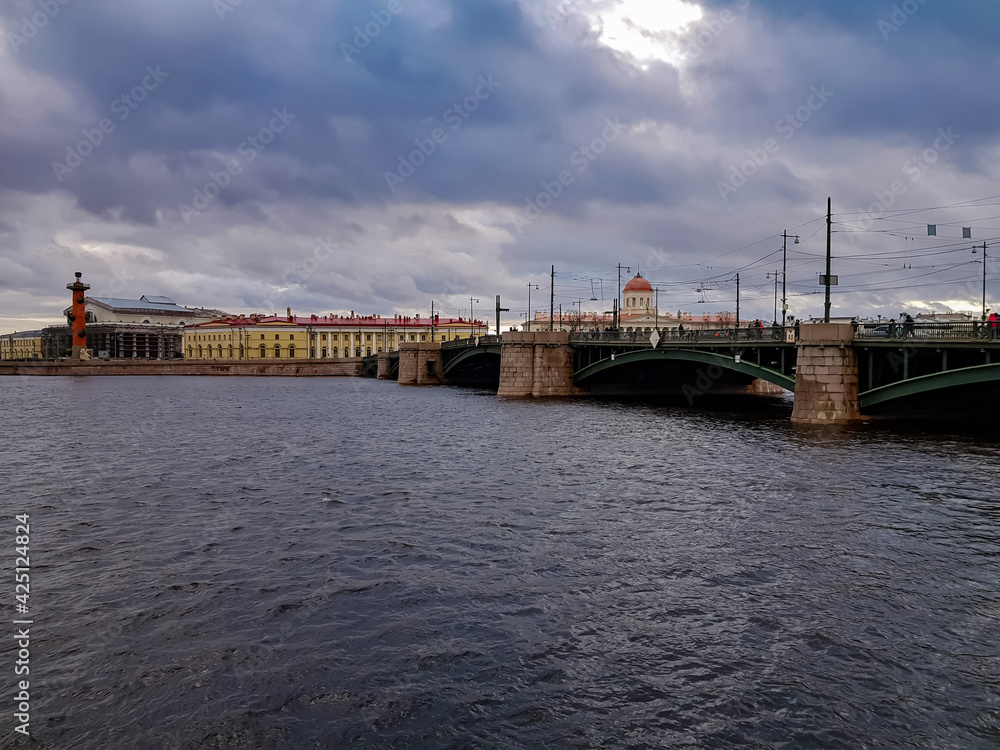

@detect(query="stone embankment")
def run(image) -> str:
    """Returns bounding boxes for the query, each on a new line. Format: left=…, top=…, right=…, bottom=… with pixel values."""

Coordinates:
left=0, top=359, right=363, bottom=377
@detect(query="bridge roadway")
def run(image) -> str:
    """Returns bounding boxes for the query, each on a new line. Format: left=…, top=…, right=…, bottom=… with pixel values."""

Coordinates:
left=369, top=322, right=1000, bottom=422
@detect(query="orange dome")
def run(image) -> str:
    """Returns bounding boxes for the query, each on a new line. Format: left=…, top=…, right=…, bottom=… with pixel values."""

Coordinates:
left=623, top=274, right=652, bottom=292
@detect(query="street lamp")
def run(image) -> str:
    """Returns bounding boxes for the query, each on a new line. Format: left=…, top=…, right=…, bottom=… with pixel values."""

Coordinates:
left=469, top=297, right=480, bottom=338
left=781, top=230, right=799, bottom=327
left=525, top=283, right=539, bottom=332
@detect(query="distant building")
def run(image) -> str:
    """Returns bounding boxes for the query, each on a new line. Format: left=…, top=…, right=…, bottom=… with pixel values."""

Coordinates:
left=43, top=294, right=227, bottom=359
left=524, top=273, right=742, bottom=332
left=184, top=312, right=488, bottom=360
left=0, top=330, right=44, bottom=361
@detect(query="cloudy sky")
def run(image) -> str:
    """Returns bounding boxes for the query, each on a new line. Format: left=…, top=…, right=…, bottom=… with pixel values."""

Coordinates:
left=2, top=0, right=999, bottom=331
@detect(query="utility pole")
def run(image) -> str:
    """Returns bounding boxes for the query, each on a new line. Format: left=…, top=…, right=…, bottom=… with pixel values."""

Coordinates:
left=558, top=303, right=562, bottom=330
left=983, top=242, right=989, bottom=321
left=768, top=269, right=779, bottom=323
left=781, top=230, right=798, bottom=326
left=495, top=294, right=509, bottom=336
left=974, top=242, right=988, bottom=319
left=430, top=300, right=435, bottom=343
left=469, top=297, right=479, bottom=337
left=525, top=283, right=539, bottom=332
left=654, top=287, right=659, bottom=330
left=549, top=265, right=555, bottom=332
left=735, top=273, right=740, bottom=330
left=824, top=197, right=832, bottom=323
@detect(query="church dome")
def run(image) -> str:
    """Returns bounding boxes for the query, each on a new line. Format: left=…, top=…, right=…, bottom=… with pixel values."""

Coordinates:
left=623, top=274, right=652, bottom=292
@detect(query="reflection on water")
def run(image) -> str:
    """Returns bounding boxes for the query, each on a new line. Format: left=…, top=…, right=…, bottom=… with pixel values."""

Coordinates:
left=1, top=377, right=999, bottom=749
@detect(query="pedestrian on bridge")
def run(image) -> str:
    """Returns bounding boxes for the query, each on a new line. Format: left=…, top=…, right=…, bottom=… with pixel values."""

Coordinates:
left=989, top=312, right=998, bottom=340
left=903, top=314, right=914, bottom=338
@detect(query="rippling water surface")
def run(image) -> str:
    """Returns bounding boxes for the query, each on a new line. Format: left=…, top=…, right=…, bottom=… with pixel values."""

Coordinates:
left=1, top=376, right=999, bottom=749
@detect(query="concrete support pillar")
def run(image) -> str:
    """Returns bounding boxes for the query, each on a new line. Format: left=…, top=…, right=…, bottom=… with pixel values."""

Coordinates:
left=791, top=323, right=862, bottom=423
left=397, top=342, right=442, bottom=385
left=498, top=331, right=578, bottom=397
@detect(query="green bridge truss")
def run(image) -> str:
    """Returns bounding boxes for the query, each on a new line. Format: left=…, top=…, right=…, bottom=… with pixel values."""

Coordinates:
left=860, top=362, right=1000, bottom=409
left=573, top=348, right=796, bottom=392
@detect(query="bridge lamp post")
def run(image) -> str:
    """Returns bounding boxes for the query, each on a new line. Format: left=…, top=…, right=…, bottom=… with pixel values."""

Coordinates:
left=469, top=297, right=479, bottom=338
left=525, top=283, right=539, bottom=332
left=781, top=230, right=799, bottom=327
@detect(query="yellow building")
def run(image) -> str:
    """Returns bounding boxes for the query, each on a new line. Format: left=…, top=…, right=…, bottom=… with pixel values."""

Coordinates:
left=0, top=330, right=44, bottom=360
left=183, top=313, right=488, bottom=359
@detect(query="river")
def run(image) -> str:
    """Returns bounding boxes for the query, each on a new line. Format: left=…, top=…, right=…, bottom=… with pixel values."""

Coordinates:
left=1, top=376, right=998, bottom=748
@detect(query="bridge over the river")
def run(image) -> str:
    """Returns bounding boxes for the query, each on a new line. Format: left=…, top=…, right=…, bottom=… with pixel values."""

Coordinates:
left=367, top=322, right=1000, bottom=423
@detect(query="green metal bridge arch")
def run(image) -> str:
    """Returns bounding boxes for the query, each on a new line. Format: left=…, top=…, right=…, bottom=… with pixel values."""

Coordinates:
left=441, top=344, right=501, bottom=377
left=860, top=362, right=1000, bottom=409
left=574, top=349, right=796, bottom=391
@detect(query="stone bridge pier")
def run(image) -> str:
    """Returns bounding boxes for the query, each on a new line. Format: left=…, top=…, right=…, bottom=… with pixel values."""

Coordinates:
left=376, top=352, right=394, bottom=380
left=497, top=331, right=578, bottom=397
left=398, top=341, right=444, bottom=385
left=791, top=323, right=861, bottom=423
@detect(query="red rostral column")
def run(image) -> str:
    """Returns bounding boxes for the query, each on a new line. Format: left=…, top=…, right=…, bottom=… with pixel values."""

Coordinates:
left=66, top=271, right=90, bottom=358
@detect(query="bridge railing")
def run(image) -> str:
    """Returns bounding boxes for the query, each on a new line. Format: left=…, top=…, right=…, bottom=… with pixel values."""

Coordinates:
left=853, top=322, right=994, bottom=341
left=441, top=334, right=502, bottom=350
left=569, top=327, right=793, bottom=344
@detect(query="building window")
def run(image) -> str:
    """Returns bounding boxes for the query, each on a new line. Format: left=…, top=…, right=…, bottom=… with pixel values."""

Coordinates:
left=289, top=345, right=296, bottom=358
left=290, top=334, right=295, bottom=340
left=228, top=344, right=233, bottom=358
left=188, top=346, right=193, bottom=357
left=322, top=347, right=327, bottom=357
left=365, top=334, right=372, bottom=341
left=259, top=344, right=266, bottom=358
left=260, top=334, right=265, bottom=340
left=274, top=344, right=281, bottom=357
left=355, top=347, right=361, bottom=357
left=275, top=334, right=280, bottom=339
left=239, top=345, right=244, bottom=359
left=197, top=346, right=203, bottom=357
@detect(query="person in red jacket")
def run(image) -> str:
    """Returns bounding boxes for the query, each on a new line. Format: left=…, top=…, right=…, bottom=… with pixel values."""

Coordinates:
left=989, top=312, right=998, bottom=340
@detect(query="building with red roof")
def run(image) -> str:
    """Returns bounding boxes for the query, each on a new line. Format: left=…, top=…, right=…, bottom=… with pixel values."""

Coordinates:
left=184, top=310, right=487, bottom=360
